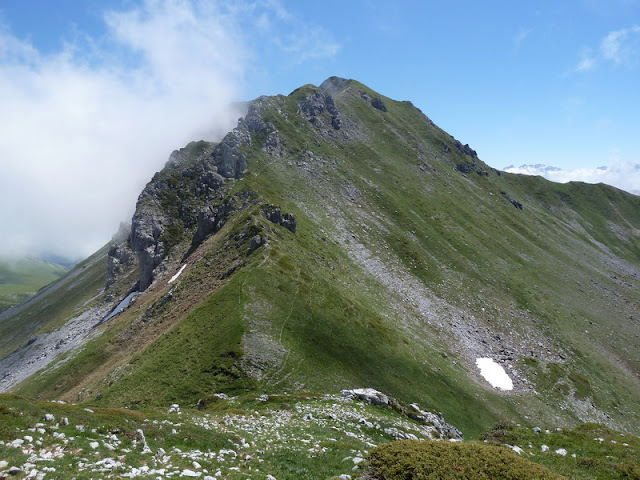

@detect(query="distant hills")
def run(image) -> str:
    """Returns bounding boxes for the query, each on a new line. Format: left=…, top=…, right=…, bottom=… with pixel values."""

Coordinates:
left=0, top=258, right=70, bottom=313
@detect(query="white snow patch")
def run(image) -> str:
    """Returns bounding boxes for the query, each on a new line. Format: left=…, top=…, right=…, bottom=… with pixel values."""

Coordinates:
left=168, top=265, right=187, bottom=284
left=476, top=358, right=513, bottom=390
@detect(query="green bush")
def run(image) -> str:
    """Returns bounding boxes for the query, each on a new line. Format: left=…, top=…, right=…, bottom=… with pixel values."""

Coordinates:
left=364, top=439, right=567, bottom=480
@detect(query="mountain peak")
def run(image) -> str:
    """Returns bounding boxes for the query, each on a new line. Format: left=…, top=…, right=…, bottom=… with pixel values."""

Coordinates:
left=319, top=76, right=353, bottom=95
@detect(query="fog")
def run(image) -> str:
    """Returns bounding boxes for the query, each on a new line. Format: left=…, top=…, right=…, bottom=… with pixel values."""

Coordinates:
left=0, top=1, right=249, bottom=260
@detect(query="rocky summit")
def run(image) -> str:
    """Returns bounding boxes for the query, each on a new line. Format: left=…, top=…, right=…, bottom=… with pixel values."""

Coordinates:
left=1, top=77, right=640, bottom=478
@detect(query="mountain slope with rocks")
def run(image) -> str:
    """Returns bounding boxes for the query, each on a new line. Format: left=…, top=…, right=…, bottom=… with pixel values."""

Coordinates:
left=1, top=77, right=640, bottom=445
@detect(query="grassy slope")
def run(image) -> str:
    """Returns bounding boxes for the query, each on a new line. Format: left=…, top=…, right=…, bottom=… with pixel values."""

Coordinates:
left=0, top=258, right=70, bottom=313
left=12, top=80, right=640, bottom=440
left=0, top=246, right=112, bottom=359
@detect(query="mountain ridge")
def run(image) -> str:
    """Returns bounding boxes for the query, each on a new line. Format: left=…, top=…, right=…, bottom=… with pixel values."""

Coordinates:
left=1, top=77, right=639, bottom=442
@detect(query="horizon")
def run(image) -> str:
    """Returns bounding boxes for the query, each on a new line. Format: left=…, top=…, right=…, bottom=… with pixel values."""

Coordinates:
left=1, top=0, right=639, bottom=261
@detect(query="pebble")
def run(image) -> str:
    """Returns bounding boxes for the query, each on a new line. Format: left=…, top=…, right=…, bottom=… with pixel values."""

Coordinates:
left=181, top=469, right=201, bottom=477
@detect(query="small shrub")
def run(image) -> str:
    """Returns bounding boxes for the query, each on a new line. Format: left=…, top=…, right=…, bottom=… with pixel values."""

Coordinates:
left=365, top=440, right=567, bottom=480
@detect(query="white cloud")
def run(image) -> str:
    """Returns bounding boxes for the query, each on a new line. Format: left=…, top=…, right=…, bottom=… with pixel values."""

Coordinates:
left=575, top=24, right=640, bottom=71
left=513, top=27, right=533, bottom=49
left=504, top=159, right=640, bottom=195
left=575, top=53, right=596, bottom=72
left=0, top=0, right=341, bottom=261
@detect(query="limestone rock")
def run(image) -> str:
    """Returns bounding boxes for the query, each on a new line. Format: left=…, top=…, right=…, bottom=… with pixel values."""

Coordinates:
left=263, top=206, right=297, bottom=233
left=106, top=243, right=136, bottom=288
left=341, top=388, right=391, bottom=407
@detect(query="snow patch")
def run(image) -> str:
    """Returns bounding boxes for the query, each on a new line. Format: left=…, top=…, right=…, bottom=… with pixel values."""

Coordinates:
left=475, top=358, right=513, bottom=390
left=168, top=265, right=187, bottom=284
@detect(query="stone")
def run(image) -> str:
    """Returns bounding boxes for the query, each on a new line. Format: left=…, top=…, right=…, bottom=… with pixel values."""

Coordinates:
left=341, top=388, right=391, bottom=407
left=371, top=97, right=387, bottom=112
left=168, top=404, right=181, bottom=413
left=250, top=235, right=263, bottom=251
left=0, top=460, right=7, bottom=469
left=44, top=413, right=55, bottom=422
left=8, top=466, right=21, bottom=475
left=181, top=469, right=201, bottom=477
left=500, top=191, right=523, bottom=210
left=263, top=206, right=297, bottom=233
left=106, top=243, right=136, bottom=287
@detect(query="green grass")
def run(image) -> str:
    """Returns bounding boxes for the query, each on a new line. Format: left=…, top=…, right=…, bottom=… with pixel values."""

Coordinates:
left=0, top=246, right=109, bottom=359
left=482, top=422, right=640, bottom=479
left=0, top=258, right=70, bottom=313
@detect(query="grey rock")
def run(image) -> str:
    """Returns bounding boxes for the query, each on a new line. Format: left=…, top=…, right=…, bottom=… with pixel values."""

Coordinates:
left=250, top=235, right=263, bottom=251
left=106, top=243, right=136, bottom=288
left=384, top=427, right=419, bottom=440
left=192, top=201, right=235, bottom=247
left=262, top=130, right=282, bottom=156
left=407, top=403, right=463, bottom=441
left=454, top=139, right=478, bottom=158
left=371, top=97, right=387, bottom=112
left=263, top=205, right=297, bottom=233
left=297, top=90, right=342, bottom=131
left=341, top=388, right=391, bottom=407
left=319, top=76, right=351, bottom=94
left=130, top=209, right=169, bottom=291
left=211, top=129, right=249, bottom=179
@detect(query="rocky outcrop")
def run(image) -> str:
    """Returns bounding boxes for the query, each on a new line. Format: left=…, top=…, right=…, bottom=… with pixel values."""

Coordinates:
left=371, top=97, right=387, bottom=112
left=130, top=208, right=170, bottom=291
left=454, top=139, right=477, bottom=158
left=501, top=191, right=524, bottom=210
left=106, top=243, right=136, bottom=288
left=341, top=388, right=463, bottom=441
left=297, top=90, right=342, bottom=131
left=127, top=102, right=274, bottom=291
left=262, top=205, right=297, bottom=233
left=319, top=76, right=352, bottom=95
left=209, top=129, right=249, bottom=179
left=191, top=200, right=235, bottom=247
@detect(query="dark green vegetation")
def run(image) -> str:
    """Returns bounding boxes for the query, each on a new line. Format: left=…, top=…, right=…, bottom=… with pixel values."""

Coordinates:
left=2, top=76, right=640, bottom=455
left=365, top=440, right=567, bottom=480
left=0, top=258, right=69, bottom=313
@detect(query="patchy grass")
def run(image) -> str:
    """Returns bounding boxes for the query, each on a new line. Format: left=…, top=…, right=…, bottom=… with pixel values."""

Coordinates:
left=482, top=422, right=640, bottom=480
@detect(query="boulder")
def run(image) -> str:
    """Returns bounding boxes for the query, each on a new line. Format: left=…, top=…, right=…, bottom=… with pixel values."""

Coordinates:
left=341, top=388, right=391, bottom=407
left=371, top=97, right=387, bottom=112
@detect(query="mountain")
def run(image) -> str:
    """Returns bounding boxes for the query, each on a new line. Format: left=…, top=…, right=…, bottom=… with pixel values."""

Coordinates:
left=1, top=77, right=640, bottom=448
left=0, top=257, right=71, bottom=314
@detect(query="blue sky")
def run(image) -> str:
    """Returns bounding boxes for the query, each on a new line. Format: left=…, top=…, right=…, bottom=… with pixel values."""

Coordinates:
left=1, top=0, right=639, bottom=259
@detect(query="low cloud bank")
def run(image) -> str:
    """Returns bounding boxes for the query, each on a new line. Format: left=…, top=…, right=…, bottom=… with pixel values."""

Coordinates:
left=503, top=162, right=640, bottom=195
